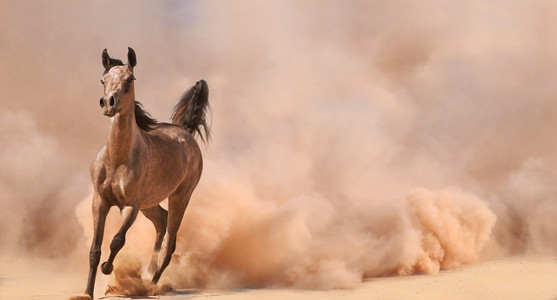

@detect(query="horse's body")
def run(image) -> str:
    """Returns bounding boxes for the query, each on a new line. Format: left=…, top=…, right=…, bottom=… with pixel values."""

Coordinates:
left=91, top=122, right=202, bottom=210
left=83, top=48, right=210, bottom=299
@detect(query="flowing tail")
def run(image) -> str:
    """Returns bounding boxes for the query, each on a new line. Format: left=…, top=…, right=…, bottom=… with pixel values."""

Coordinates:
left=171, top=80, right=211, bottom=142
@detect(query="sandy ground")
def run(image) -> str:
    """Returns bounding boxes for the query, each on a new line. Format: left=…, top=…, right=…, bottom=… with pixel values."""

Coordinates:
left=1, top=257, right=555, bottom=300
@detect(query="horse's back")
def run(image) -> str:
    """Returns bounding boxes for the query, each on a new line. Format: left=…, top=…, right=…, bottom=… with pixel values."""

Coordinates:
left=147, top=122, right=201, bottom=156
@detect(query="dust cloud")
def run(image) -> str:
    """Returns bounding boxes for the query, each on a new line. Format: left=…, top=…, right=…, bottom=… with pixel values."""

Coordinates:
left=2, top=0, right=557, bottom=293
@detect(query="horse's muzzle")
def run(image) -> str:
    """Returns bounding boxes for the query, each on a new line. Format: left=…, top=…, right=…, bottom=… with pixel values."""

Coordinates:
left=100, top=94, right=119, bottom=117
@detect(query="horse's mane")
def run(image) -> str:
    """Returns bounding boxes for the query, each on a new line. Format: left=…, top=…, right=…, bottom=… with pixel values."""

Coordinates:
left=134, top=101, right=158, bottom=131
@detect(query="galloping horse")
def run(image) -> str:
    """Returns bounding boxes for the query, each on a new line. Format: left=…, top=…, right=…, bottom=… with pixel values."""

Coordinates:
left=83, top=47, right=210, bottom=299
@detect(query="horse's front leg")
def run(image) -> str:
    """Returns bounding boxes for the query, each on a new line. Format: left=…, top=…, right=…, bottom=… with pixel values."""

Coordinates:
left=101, top=205, right=139, bottom=274
left=85, top=193, right=110, bottom=299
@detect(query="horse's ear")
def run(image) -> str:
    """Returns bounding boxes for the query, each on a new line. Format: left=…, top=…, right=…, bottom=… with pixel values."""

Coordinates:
left=102, top=49, right=112, bottom=70
left=127, top=47, right=136, bottom=68
left=102, top=48, right=125, bottom=73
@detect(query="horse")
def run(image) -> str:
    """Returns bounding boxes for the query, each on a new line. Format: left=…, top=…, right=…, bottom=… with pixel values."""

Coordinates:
left=82, top=47, right=210, bottom=299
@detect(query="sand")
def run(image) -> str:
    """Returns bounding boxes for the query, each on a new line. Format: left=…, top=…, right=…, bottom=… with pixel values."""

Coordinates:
left=1, top=257, right=555, bottom=300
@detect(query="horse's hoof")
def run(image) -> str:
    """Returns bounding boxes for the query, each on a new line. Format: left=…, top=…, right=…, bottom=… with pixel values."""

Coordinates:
left=101, top=261, right=113, bottom=274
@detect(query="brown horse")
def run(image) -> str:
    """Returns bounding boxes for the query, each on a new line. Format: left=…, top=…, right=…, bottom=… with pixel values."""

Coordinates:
left=83, top=47, right=210, bottom=299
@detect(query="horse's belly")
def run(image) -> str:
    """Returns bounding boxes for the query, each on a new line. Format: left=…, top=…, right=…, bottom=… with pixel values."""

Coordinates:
left=137, top=185, right=178, bottom=209
left=138, top=198, right=166, bottom=210
left=137, top=170, right=185, bottom=209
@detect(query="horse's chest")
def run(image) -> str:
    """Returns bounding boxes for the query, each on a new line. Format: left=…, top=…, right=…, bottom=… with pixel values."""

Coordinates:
left=95, top=166, right=140, bottom=206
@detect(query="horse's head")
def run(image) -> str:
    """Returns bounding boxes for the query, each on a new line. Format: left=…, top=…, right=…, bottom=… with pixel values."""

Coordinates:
left=99, top=47, right=137, bottom=117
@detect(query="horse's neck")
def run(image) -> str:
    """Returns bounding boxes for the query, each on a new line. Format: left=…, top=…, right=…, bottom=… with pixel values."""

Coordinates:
left=106, top=104, right=140, bottom=167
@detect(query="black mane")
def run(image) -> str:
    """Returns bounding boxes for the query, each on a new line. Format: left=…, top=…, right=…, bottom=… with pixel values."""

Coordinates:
left=134, top=101, right=158, bottom=131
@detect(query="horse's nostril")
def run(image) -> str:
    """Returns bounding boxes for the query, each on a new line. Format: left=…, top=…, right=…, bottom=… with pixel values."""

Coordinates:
left=109, top=96, right=115, bottom=107
left=100, top=98, right=104, bottom=108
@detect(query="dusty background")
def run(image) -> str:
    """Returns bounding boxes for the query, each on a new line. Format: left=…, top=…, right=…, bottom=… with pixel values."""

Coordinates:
left=0, top=0, right=556, bottom=298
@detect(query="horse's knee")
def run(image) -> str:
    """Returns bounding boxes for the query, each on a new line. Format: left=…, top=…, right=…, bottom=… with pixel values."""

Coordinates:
left=109, top=235, right=125, bottom=252
left=89, top=249, right=101, bottom=266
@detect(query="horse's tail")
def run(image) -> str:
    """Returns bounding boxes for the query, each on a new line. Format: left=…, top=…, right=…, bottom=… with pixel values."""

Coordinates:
left=171, top=79, right=211, bottom=143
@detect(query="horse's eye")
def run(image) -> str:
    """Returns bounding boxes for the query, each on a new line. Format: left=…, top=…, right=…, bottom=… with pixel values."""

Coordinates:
left=127, top=77, right=134, bottom=83
left=101, top=79, right=105, bottom=85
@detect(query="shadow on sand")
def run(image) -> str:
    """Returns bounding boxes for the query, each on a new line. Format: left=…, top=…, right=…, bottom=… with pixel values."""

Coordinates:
left=98, top=289, right=248, bottom=299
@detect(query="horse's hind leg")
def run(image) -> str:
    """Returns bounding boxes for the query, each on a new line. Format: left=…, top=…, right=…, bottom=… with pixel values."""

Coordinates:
left=141, top=205, right=168, bottom=273
left=101, top=205, right=139, bottom=274
left=151, top=192, right=192, bottom=284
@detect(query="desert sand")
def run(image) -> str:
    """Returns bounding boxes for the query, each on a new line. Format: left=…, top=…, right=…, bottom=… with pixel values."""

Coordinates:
left=1, top=257, right=555, bottom=300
